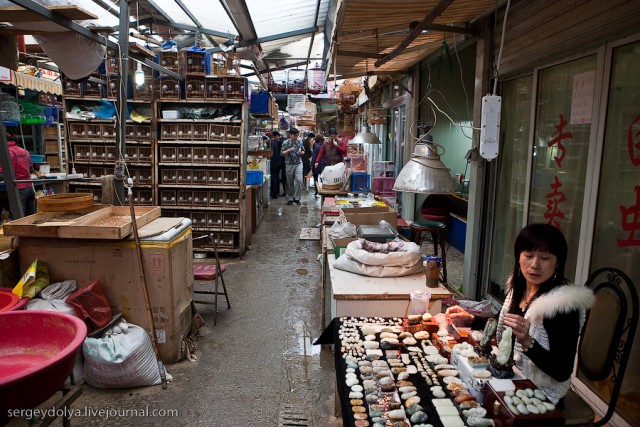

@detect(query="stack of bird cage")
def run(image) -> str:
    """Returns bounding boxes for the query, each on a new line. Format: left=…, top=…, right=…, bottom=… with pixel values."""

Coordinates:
left=295, top=100, right=316, bottom=126
left=337, top=79, right=362, bottom=113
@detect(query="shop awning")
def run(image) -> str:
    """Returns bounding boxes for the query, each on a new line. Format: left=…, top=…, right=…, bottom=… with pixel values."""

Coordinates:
left=0, top=69, right=62, bottom=95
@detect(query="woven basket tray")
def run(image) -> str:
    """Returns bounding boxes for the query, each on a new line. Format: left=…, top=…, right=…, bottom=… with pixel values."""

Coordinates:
left=37, top=193, right=94, bottom=213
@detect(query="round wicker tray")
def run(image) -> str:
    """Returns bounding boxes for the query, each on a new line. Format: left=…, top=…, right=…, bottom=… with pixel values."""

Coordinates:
left=37, top=193, right=94, bottom=213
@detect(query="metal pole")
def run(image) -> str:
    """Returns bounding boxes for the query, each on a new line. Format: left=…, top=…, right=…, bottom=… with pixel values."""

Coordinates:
left=0, top=122, right=24, bottom=218
left=114, top=0, right=130, bottom=205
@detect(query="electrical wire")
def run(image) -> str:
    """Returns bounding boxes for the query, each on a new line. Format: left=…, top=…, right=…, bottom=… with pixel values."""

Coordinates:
left=452, top=38, right=473, bottom=140
left=493, top=0, right=512, bottom=95
left=427, top=97, right=480, bottom=131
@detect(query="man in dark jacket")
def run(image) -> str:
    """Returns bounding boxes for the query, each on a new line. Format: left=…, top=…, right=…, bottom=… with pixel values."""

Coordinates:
left=272, top=130, right=286, bottom=196
left=270, top=131, right=283, bottom=198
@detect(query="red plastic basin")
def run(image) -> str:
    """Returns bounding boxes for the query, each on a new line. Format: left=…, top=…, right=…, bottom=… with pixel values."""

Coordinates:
left=0, top=288, right=29, bottom=312
left=0, top=311, right=87, bottom=418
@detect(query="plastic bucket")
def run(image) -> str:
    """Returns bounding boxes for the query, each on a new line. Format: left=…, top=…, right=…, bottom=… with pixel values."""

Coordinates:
left=408, top=290, right=431, bottom=316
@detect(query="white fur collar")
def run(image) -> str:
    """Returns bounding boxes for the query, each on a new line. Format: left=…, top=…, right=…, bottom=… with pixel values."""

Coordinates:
left=526, top=284, right=595, bottom=323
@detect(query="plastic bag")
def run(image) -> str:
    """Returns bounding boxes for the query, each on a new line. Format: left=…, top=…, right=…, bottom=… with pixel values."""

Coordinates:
left=12, top=259, right=50, bottom=299
left=26, top=280, right=77, bottom=316
left=66, top=281, right=112, bottom=330
left=459, top=300, right=496, bottom=317
left=328, top=216, right=357, bottom=239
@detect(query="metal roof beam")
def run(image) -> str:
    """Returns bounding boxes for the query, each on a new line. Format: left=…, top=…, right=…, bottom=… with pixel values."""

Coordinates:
left=173, top=0, right=203, bottom=29
left=246, top=60, right=310, bottom=77
left=339, top=42, right=432, bottom=60
left=8, top=0, right=183, bottom=80
left=146, top=0, right=173, bottom=23
left=240, top=27, right=318, bottom=46
left=337, top=22, right=473, bottom=43
left=91, top=0, right=119, bottom=18
left=145, top=19, right=232, bottom=39
left=375, top=0, right=455, bottom=68
left=218, top=0, right=257, bottom=41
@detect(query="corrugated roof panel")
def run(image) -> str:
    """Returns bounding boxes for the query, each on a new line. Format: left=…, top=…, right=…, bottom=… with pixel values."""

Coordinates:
left=331, top=0, right=496, bottom=77
left=183, top=0, right=236, bottom=35
left=247, top=0, right=329, bottom=39
left=151, top=0, right=196, bottom=26
left=261, top=34, right=323, bottom=64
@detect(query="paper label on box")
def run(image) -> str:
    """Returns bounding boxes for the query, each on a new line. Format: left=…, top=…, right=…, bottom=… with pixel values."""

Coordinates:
left=156, top=329, right=166, bottom=343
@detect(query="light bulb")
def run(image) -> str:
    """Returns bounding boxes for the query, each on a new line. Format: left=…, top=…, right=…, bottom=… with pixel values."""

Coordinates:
left=135, top=63, right=145, bottom=86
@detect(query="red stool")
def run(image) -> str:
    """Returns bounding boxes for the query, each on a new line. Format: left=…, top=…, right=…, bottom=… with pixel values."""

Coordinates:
left=193, top=263, right=230, bottom=325
left=409, top=219, right=447, bottom=284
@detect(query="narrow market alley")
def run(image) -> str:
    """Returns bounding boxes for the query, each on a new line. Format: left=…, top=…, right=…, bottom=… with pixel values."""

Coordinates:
left=9, top=191, right=339, bottom=427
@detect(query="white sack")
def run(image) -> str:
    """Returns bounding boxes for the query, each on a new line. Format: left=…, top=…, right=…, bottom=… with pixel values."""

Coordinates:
left=26, top=280, right=77, bottom=316
left=83, top=321, right=171, bottom=389
left=333, top=239, right=425, bottom=277
left=321, top=163, right=346, bottom=186
left=344, top=239, right=422, bottom=267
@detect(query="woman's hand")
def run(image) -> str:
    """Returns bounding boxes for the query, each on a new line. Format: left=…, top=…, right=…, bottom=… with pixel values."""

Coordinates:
left=503, top=313, right=533, bottom=347
left=445, top=306, right=474, bottom=327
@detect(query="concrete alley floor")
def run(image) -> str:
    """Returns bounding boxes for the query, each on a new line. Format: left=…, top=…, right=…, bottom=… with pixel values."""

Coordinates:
left=9, top=189, right=340, bottom=427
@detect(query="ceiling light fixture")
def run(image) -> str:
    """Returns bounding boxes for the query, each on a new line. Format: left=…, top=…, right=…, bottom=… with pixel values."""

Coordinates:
left=352, top=126, right=381, bottom=144
left=134, top=62, right=145, bottom=86
left=393, top=134, right=454, bottom=194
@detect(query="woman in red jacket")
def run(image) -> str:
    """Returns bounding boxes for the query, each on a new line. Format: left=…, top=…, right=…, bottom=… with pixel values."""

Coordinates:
left=314, top=128, right=347, bottom=170
left=1, top=133, right=35, bottom=216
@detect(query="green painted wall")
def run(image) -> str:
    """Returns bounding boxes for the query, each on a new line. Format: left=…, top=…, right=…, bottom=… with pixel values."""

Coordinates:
left=414, top=42, right=475, bottom=218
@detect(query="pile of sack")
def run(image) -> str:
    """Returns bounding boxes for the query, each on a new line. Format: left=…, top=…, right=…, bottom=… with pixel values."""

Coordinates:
left=334, top=238, right=425, bottom=277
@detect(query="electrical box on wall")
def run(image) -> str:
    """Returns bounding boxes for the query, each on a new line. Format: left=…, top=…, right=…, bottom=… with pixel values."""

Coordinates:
left=479, top=95, right=501, bottom=161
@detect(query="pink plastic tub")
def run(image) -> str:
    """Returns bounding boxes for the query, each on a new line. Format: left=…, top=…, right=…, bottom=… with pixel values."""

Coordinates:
left=0, top=311, right=87, bottom=420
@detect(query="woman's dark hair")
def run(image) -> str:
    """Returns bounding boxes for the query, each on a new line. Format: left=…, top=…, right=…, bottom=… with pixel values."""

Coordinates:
left=314, top=135, right=325, bottom=144
left=509, top=223, right=568, bottom=312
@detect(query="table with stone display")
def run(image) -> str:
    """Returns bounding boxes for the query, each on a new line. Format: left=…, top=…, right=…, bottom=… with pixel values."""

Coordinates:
left=315, top=317, right=496, bottom=427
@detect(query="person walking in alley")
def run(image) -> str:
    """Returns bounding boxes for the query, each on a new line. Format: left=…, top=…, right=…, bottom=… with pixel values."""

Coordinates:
left=269, top=132, right=282, bottom=199
left=272, top=131, right=286, bottom=196
left=314, top=128, right=347, bottom=170
left=311, top=134, right=325, bottom=196
left=280, top=128, right=304, bottom=205
left=302, top=132, right=314, bottom=186
left=0, top=133, right=35, bottom=216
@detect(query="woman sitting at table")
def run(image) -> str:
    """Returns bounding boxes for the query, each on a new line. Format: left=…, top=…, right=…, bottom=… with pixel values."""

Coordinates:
left=446, top=223, right=594, bottom=406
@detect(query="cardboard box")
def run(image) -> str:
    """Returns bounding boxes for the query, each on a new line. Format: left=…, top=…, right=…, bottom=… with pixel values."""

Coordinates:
left=330, top=237, right=358, bottom=257
left=340, top=206, right=398, bottom=230
left=373, top=161, right=395, bottom=178
left=17, top=218, right=194, bottom=364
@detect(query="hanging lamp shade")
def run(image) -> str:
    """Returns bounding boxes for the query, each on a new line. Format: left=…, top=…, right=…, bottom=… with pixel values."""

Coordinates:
left=393, top=136, right=454, bottom=194
left=351, top=126, right=381, bottom=144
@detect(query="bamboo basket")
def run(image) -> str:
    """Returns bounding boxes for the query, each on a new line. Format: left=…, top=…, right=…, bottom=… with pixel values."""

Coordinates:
left=37, top=193, right=94, bottom=213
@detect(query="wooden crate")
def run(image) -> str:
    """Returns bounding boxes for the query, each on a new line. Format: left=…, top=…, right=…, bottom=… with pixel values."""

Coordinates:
left=226, top=77, right=246, bottom=101
left=158, top=51, right=183, bottom=75
left=207, top=212, right=223, bottom=229
left=159, top=78, right=181, bottom=100
left=185, top=76, right=206, bottom=100
left=135, top=125, right=152, bottom=142
left=205, top=77, right=224, bottom=100
left=160, top=124, right=177, bottom=140
left=3, top=206, right=161, bottom=239
left=160, top=190, right=176, bottom=205
left=209, top=191, right=224, bottom=207
left=191, top=169, right=207, bottom=185
left=63, top=78, right=82, bottom=96
left=133, top=76, right=155, bottom=101
left=185, top=51, right=207, bottom=75
left=160, top=147, right=177, bottom=162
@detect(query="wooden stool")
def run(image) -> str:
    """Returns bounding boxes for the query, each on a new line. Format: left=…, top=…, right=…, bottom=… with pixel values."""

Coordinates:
left=193, top=263, right=230, bottom=326
left=409, top=219, right=447, bottom=283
